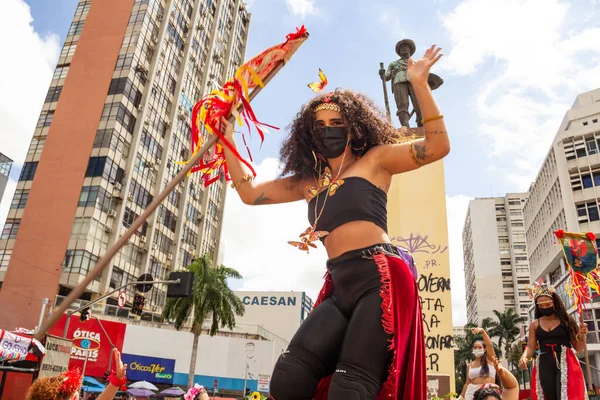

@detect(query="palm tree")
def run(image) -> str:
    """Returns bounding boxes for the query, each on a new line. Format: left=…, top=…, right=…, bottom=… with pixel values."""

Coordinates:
left=486, top=308, right=527, bottom=369
left=162, top=254, right=245, bottom=387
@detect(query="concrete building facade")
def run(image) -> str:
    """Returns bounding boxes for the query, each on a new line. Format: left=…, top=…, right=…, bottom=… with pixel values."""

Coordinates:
left=0, top=0, right=250, bottom=330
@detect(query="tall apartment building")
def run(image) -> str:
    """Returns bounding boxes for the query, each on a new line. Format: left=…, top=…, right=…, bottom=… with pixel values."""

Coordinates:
left=523, top=89, right=600, bottom=376
left=462, top=194, right=532, bottom=325
left=0, top=152, right=13, bottom=204
left=0, top=0, right=250, bottom=330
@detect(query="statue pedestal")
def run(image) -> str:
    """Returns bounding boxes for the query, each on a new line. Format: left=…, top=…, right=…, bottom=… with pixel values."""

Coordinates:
left=387, top=159, right=456, bottom=393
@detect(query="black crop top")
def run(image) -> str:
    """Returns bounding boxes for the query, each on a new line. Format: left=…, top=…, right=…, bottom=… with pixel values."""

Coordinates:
left=307, top=177, right=388, bottom=236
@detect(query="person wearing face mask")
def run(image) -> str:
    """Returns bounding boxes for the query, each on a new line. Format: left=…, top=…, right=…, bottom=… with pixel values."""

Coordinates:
left=458, top=328, right=497, bottom=400
left=219, top=45, right=448, bottom=400
left=519, top=282, right=588, bottom=399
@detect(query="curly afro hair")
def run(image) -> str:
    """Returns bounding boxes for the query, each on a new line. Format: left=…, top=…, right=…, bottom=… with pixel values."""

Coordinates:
left=26, top=376, right=74, bottom=400
left=279, top=88, right=406, bottom=180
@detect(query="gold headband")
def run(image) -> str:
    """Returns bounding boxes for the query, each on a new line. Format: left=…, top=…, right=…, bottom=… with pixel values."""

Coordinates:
left=314, top=102, right=341, bottom=113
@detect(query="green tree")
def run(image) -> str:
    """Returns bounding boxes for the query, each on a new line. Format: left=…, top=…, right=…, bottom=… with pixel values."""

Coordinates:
left=486, top=308, right=527, bottom=370
left=163, top=254, right=245, bottom=387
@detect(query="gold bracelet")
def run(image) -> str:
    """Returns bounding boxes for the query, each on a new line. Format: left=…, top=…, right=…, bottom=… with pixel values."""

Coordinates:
left=230, top=175, right=254, bottom=190
left=422, top=114, right=444, bottom=124
left=409, top=142, right=424, bottom=166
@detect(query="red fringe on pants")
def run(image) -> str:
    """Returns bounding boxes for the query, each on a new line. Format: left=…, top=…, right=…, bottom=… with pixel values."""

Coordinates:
left=312, top=252, right=427, bottom=399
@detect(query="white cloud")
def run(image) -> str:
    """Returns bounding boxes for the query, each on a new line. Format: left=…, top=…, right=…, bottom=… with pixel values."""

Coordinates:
left=221, top=158, right=327, bottom=302
left=446, top=194, right=472, bottom=327
left=0, top=0, right=61, bottom=225
left=441, top=0, right=600, bottom=190
left=286, top=0, right=317, bottom=17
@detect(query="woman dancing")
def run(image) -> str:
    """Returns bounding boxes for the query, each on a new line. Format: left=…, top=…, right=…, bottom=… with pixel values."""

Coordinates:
left=222, top=45, right=448, bottom=399
left=519, top=282, right=588, bottom=399
left=26, top=348, right=127, bottom=400
left=459, top=328, right=498, bottom=400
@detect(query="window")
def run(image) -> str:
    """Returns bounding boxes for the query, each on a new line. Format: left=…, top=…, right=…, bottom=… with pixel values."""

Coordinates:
left=45, top=86, right=62, bottom=103
left=59, top=42, right=77, bottom=58
left=36, top=111, right=54, bottom=128
left=107, top=78, right=142, bottom=107
left=86, top=157, right=107, bottom=177
left=100, top=103, right=137, bottom=134
left=129, top=180, right=153, bottom=207
left=63, top=249, right=98, bottom=275
left=27, top=137, right=45, bottom=156
left=19, top=162, right=38, bottom=181
left=587, top=139, right=598, bottom=155
left=508, top=200, right=521, bottom=205
left=78, top=186, right=111, bottom=210
left=158, top=205, right=177, bottom=232
left=583, top=174, right=593, bottom=189
left=588, top=202, right=600, bottom=222
left=67, top=21, right=85, bottom=36
left=93, top=129, right=131, bottom=157
left=140, top=130, right=163, bottom=159
left=10, top=190, right=29, bottom=209
left=154, top=230, right=174, bottom=254
left=122, top=207, right=149, bottom=236
left=52, top=65, right=70, bottom=80
left=0, top=250, right=11, bottom=272
left=74, top=1, right=91, bottom=17
left=1, top=220, right=20, bottom=239
left=110, top=267, right=124, bottom=289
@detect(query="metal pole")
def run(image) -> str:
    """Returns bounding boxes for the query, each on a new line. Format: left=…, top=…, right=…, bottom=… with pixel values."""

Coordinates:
left=82, top=348, right=90, bottom=377
left=580, top=313, right=593, bottom=391
left=35, top=298, right=49, bottom=333
left=63, top=314, right=71, bottom=339
left=34, top=57, right=294, bottom=342
left=243, top=362, right=248, bottom=396
left=379, top=62, right=392, bottom=123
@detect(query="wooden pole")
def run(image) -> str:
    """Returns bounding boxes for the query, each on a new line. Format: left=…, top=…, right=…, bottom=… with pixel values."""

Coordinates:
left=34, top=59, right=290, bottom=341
left=379, top=62, right=392, bottom=123
left=580, top=312, right=593, bottom=391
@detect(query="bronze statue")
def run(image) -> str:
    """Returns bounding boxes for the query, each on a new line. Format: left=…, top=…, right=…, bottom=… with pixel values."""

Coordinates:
left=380, top=39, right=443, bottom=127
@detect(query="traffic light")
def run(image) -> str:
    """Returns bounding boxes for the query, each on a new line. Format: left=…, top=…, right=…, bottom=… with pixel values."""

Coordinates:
left=132, top=293, right=145, bottom=316
left=80, top=308, right=91, bottom=322
left=166, top=271, right=194, bottom=298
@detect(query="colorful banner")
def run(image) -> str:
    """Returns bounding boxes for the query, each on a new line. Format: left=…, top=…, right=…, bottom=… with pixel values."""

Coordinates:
left=39, top=335, right=72, bottom=378
left=0, top=329, right=31, bottom=362
left=387, top=160, right=455, bottom=393
left=121, top=353, right=175, bottom=384
left=48, top=314, right=126, bottom=377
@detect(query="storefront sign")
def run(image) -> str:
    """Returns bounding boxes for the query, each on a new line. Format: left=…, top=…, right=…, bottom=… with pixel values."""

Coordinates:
left=39, top=335, right=72, bottom=378
left=122, top=353, right=175, bottom=384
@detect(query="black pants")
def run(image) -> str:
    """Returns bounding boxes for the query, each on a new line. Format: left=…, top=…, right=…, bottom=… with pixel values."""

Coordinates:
left=393, top=81, right=422, bottom=127
left=539, top=352, right=561, bottom=400
left=270, top=244, right=395, bottom=400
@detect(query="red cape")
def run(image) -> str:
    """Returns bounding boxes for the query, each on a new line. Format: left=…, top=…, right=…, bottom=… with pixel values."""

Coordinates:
left=311, top=252, right=427, bottom=399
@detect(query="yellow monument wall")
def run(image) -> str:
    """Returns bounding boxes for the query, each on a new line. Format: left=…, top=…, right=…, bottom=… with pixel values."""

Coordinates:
left=388, top=159, right=456, bottom=394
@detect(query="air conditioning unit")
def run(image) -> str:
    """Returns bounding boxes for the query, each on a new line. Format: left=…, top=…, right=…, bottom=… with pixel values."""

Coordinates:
left=169, top=36, right=175, bottom=43
left=140, top=235, right=147, bottom=243
left=179, top=50, right=184, bottom=58
left=196, top=24, right=204, bottom=31
left=177, top=104, right=183, bottom=112
left=145, top=161, right=154, bottom=169
left=107, top=210, right=117, bottom=218
left=195, top=216, right=202, bottom=223
left=140, top=246, right=148, bottom=253
left=192, top=193, right=198, bottom=200
left=137, top=105, right=143, bottom=112
left=156, top=13, right=163, bottom=22
left=155, top=157, right=161, bottom=166
left=114, top=182, right=122, bottom=191
left=167, top=253, right=173, bottom=260
left=165, top=121, right=172, bottom=128
left=152, top=243, right=158, bottom=250
left=127, top=193, right=134, bottom=201
left=144, top=118, right=150, bottom=126
left=105, top=226, right=113, bottom=233
left=151, top=35, right=158, bottom=44
left=148, top=44, right=156, bottom=52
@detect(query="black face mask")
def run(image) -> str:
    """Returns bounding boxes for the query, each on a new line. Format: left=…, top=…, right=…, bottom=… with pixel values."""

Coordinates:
left=316, top=126, right=348, bottom=159
left=539, top=307, right=555, bottom=317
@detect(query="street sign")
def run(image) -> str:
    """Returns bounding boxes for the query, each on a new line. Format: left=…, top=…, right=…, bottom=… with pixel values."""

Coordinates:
left=117, top=291, right=126, bottom=308
left=136, top=273, right=154, bottom=293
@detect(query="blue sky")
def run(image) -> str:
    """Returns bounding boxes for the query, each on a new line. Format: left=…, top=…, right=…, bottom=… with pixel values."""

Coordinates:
left=1, top=0, right=599, bottom=325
